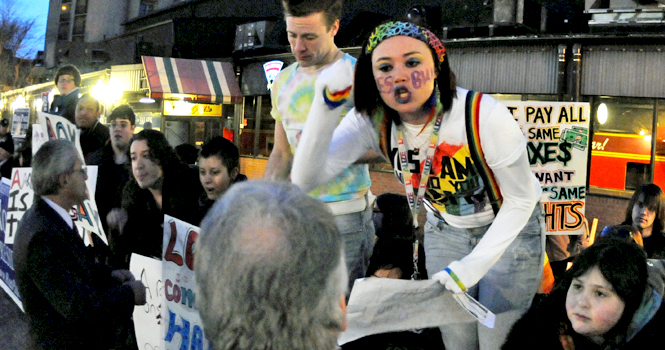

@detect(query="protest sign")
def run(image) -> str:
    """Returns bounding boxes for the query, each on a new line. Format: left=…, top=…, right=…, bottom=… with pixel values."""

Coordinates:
left=130, top=253, right=164, bottom=350
left=162, top=215, right=209, bottom=350
left=5, top=168, right=33, bottom=245
left=31, top=124, right=47, bottom=156
left=37, top=111, right=84, bottom=161
left=0, top=177, right=21, bottom=309
left=506, top=102, right=590, bottom=235
left=73, top=166, right=107, bottom=245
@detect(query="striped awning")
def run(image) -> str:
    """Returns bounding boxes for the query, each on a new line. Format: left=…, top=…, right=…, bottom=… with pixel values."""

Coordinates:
left=142, top=56, right=242, bottom=104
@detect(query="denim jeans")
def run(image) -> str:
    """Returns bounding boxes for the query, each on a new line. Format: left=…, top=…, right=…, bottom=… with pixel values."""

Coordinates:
left=334, top=202, right=375, bottom=294
left=424, top=204, right=545, bottom=350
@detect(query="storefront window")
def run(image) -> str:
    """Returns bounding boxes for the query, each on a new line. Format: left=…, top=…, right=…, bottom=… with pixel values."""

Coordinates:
left=239, top=95, right=274, bottom=157
left=595, top=97, right=653, bottom=135
left=589, top=97, right=656, bottom=191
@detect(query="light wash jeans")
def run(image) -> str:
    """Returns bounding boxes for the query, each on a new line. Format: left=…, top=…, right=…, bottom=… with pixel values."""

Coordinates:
left=424, top=204, right=545, bottom=350
left=334, top=201, right=375, bottom=294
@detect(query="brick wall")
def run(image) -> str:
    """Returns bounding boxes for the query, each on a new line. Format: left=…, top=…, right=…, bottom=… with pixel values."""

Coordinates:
left=240, top=157, right=405, bottom=196
left=239, top=157, right=268, bottom=179
left=584, top=193, right=630, bottom=235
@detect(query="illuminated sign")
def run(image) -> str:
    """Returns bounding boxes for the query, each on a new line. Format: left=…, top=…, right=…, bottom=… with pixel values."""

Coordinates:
left=163, top=100, right=222, bottom=117
left=263, top=60, right=284, bottom=91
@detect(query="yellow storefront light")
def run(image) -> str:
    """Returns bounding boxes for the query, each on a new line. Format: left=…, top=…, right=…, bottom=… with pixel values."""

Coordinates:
left=35, top=97, right=43, bottom=111
left=12, top=95, right=26, bottom=110
left=91, top=80, right=123, bottom=103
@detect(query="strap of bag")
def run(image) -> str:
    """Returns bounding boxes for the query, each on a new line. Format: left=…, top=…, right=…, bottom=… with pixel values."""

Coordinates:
left=464, top=91, right=503, bottom=215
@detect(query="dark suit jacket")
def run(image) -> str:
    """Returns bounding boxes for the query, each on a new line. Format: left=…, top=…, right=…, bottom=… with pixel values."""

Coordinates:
left=13, top=198, right=135, bottom=349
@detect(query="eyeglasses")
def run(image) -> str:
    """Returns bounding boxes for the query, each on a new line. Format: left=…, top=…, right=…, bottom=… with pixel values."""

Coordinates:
left=110, top=121, right=131, bottom=129
left=58, top=77, right=75, bottom=84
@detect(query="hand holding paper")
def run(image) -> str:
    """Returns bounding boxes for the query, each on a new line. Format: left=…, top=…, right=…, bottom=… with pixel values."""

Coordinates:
left=432, top=267, right=465, bottom=294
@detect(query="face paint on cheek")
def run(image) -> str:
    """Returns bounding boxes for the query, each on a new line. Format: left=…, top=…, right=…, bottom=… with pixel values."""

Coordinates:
left=411, top=69, right=435, bottom=89
left=411, top=71, right=423, bottom=89
left=376, top=76, right=394, bottom=94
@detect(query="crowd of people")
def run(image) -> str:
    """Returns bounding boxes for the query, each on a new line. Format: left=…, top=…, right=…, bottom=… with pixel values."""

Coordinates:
left=12, top=77, right=247, bottom=348
left=7, top=0, right=665, bottom=349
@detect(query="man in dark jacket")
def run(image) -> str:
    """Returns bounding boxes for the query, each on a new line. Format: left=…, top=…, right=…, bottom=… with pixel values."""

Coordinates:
left=13, top=139, right=146, bottom=349
left=75, top=94, right=110, bottom=163
left=88, top=105, right=135, bottom=234
left=49, top=65, right=81, bottom=124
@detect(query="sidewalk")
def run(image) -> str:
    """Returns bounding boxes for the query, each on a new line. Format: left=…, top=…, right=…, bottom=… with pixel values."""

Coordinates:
left=0, top=288, right=29, bottom=350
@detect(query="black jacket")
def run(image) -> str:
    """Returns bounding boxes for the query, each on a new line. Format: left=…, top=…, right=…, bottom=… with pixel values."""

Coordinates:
left=13, top=198, right=135, bottom=349
left=80, top=121, right=110, bottom=163
left=87, top=143, right=131, bottom=235
left=49, top=89, right=79, bottom=124
left=112, top=164, right=204, bottom=269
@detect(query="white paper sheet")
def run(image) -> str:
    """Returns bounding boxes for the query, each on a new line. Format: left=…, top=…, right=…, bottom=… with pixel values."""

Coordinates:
left=339, top=278, right=477, bottom=345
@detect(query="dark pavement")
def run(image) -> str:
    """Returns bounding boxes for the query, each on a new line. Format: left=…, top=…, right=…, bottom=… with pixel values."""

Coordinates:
left=0, top=288, right=29, bottom=350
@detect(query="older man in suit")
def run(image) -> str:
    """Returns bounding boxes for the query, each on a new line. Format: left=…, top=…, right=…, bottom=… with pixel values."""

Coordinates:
left=13, top=140, right=146, bottom=349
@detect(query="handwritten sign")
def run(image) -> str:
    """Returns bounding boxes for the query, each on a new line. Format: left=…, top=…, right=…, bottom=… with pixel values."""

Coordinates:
left=162, top=215, right=209, bottom=350
left=130, top=253, right=164, bottom=350
left=73, top=166, right=107, bottom=245
left=37, top=111, right=84, bottom=161
left=0, top=177, right=21, bottom=309
left=5, top=168, right=33, bottom=245
left=506, top=102, right=590, bottom=235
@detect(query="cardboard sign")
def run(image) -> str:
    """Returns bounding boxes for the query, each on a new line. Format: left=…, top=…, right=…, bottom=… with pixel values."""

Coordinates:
left=161, top=215, right=210, bottom=350
left=506, top=102, right=591, bottom=235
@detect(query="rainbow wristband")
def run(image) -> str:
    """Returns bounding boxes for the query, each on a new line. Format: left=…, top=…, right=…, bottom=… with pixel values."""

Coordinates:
left=322, top=86, right=352, bottom=110
left=444, top=267, right=467, bottom=291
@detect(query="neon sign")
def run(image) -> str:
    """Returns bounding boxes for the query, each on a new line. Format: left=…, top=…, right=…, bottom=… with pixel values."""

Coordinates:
left=263, top=60, right=284, bottom=91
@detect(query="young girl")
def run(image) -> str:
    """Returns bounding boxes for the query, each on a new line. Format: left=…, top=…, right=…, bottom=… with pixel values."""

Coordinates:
left=503, top=239, right=664, bottom=350
left=291, top=20, right=544, bottom=349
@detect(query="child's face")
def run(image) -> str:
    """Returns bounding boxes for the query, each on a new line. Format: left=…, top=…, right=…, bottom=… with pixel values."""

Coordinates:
left=566, top=266, right=625, bottom=344
left=199, top=155, right=235, bottom=200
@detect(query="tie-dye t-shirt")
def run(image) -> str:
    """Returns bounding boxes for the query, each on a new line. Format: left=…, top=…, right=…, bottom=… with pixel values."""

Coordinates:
left=271, top=54, right=371, bottom=202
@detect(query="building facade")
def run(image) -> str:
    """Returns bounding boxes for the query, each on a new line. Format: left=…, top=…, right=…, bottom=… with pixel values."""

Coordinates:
left=26, top=0, right=665, bottom=230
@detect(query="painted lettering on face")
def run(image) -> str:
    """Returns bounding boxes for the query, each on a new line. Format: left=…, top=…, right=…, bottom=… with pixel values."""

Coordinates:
left=377, top=76, right=394, bottom=94
left=411, top=69, right=434, bottom=89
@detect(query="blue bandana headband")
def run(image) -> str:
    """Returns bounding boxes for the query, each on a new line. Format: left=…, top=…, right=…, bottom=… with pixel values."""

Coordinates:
left=365, top=21, right=446, bottom=63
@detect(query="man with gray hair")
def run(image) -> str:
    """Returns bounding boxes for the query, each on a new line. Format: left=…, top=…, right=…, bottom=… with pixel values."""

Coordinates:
left=195, top=181, right=348, bottom=350
left=13, top=139, right=145, bottom=349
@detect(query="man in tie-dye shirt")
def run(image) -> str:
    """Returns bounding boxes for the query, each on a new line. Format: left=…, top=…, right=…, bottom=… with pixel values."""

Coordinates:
left=265, top=0, right=373, bottom=293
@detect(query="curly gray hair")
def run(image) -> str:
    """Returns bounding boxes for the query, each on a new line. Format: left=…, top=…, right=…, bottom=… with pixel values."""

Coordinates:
left=195, top=181, right=347, bottom=350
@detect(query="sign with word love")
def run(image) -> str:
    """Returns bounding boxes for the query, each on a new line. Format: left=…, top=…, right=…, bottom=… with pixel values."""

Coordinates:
left=161, top=215, right=209, bottom=350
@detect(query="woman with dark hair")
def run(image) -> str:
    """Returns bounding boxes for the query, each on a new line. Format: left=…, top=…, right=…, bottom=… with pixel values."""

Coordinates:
left=291, top=20, right=543, bottom=349
left=621, top=183, right=665, bottom=258
left=503, top=239, right=665, bottom=350
left=108, top=130, right=203, bottom=268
